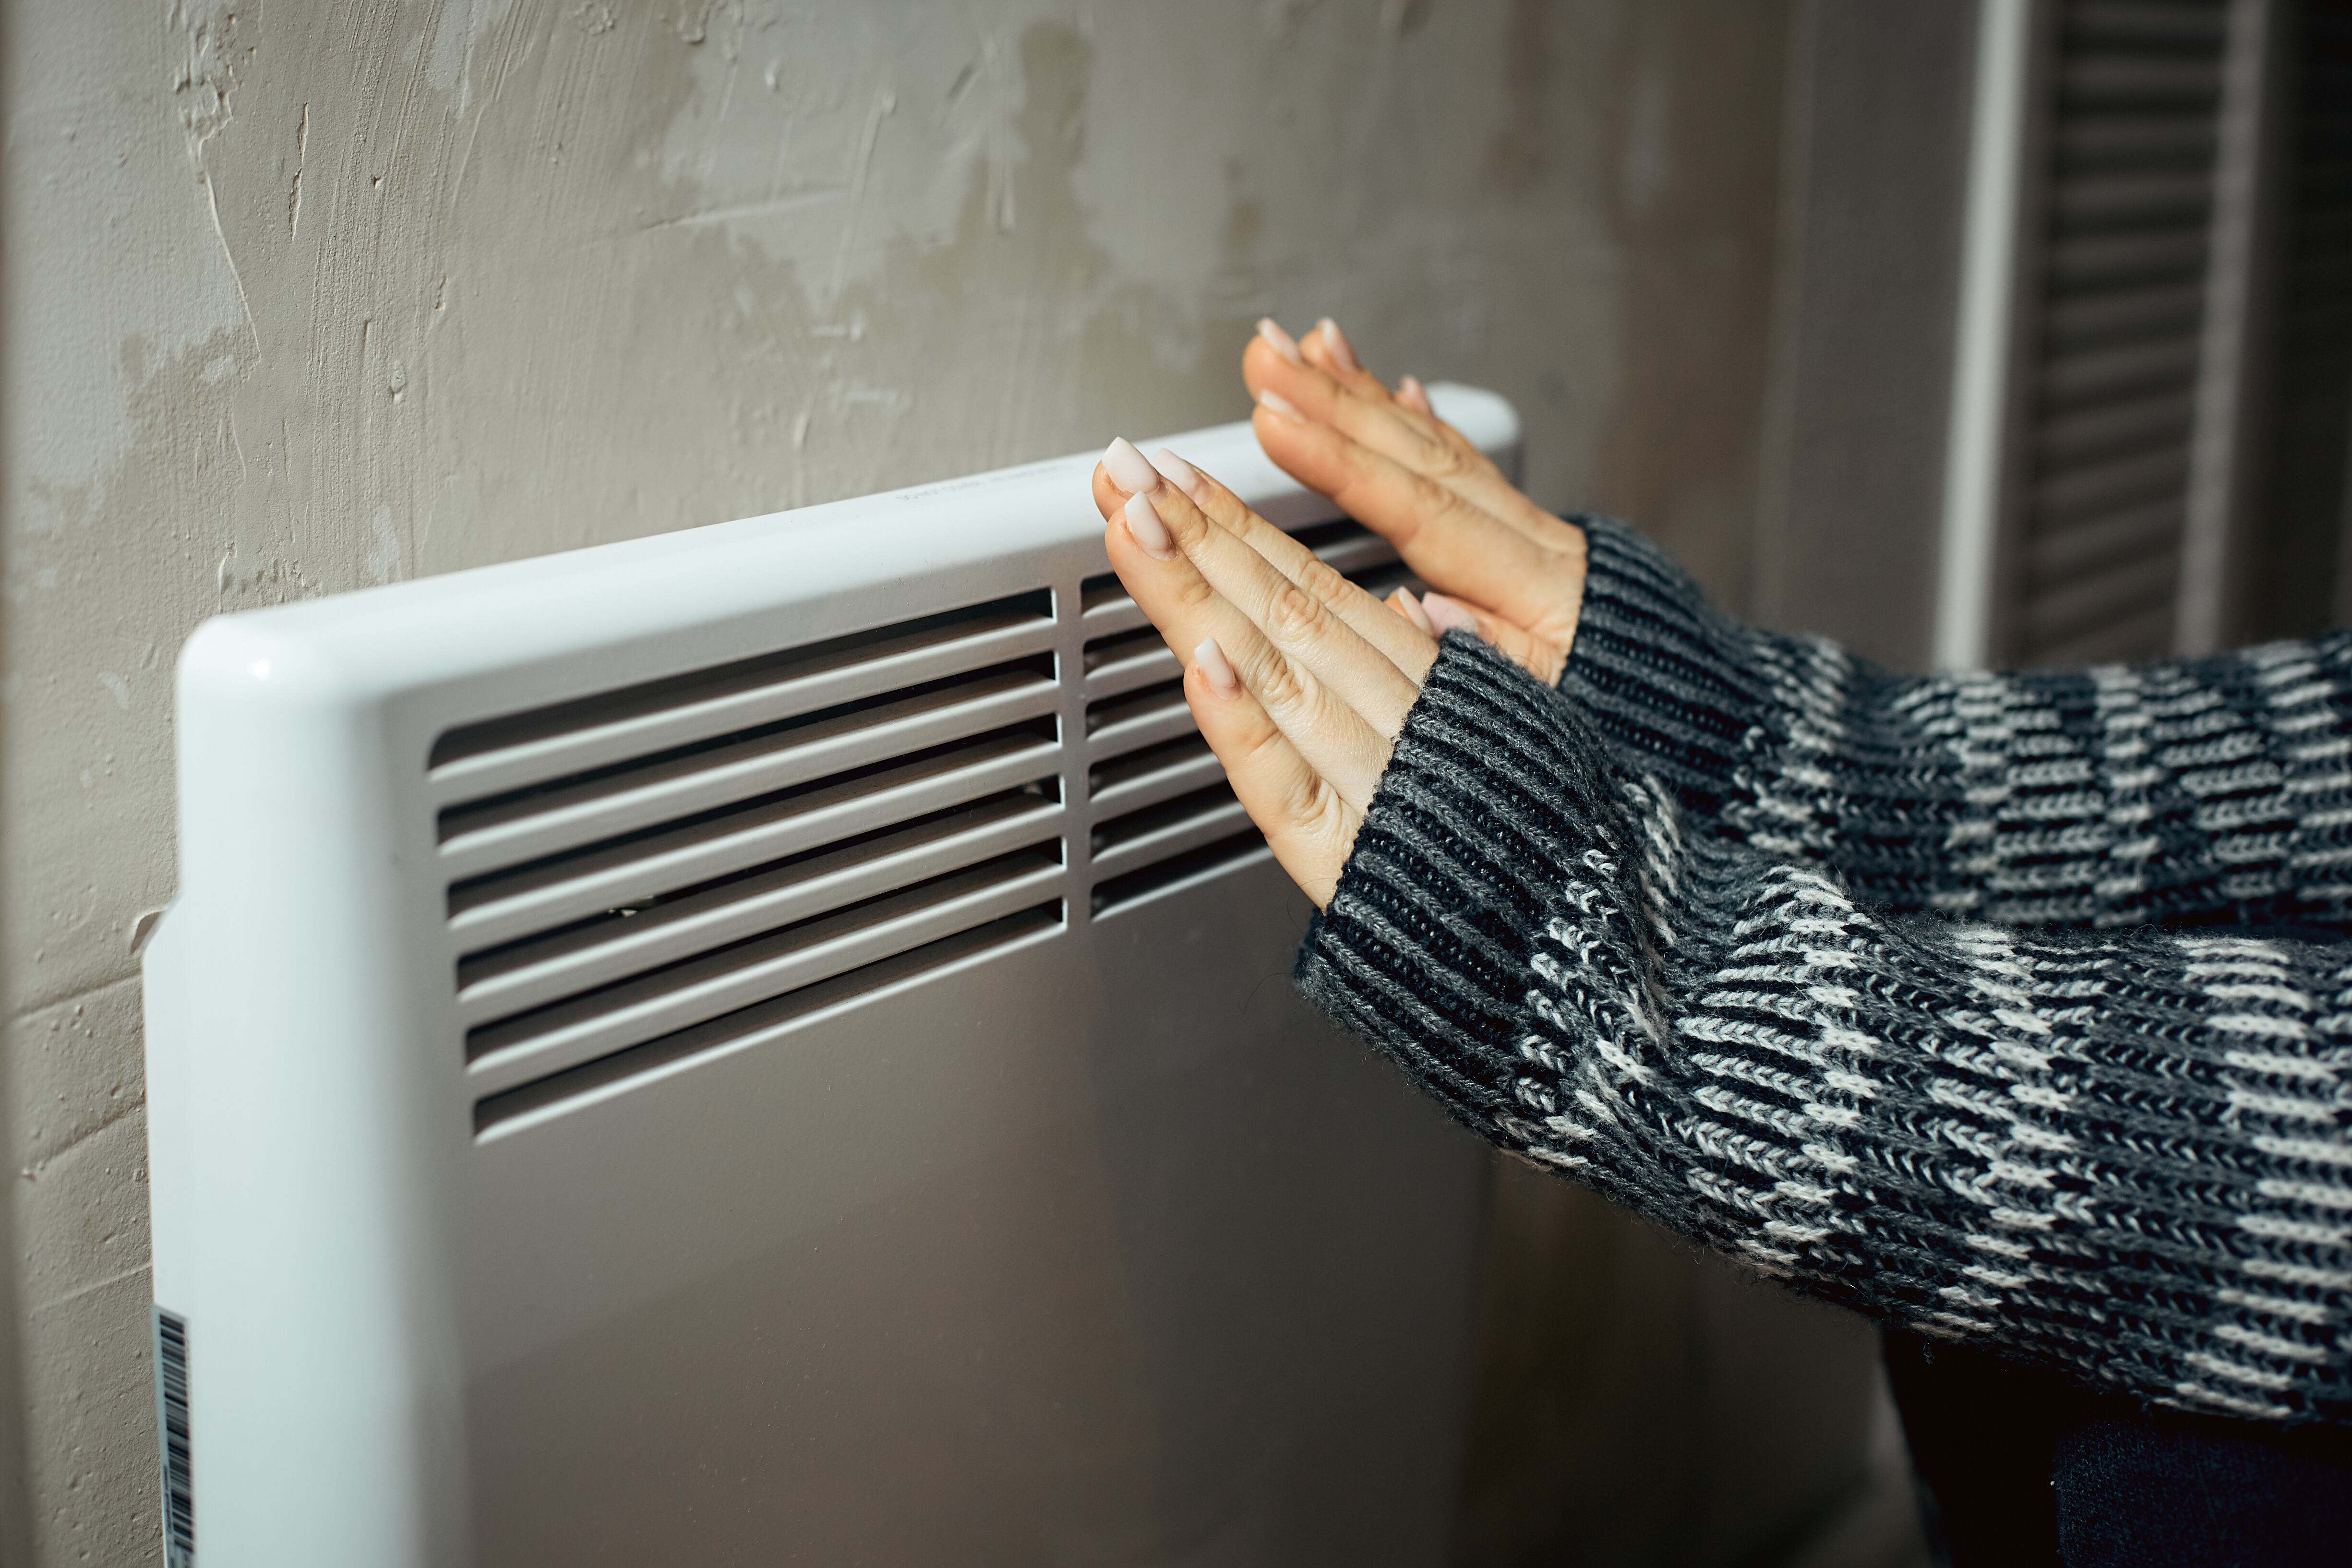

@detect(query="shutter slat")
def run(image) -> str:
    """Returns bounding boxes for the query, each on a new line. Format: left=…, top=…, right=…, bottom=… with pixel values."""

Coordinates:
left=2010, top=0, right=2232, bottom=666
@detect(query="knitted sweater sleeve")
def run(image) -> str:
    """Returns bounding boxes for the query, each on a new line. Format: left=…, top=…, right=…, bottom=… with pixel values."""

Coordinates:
left=1300, top=636, right=2352, bottom=1423
left=1564, top=515, right=2352, bottom=930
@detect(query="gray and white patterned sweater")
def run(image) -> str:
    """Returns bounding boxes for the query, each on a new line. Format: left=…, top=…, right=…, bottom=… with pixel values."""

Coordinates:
left=1297, top=520, right=2352, bottom=1424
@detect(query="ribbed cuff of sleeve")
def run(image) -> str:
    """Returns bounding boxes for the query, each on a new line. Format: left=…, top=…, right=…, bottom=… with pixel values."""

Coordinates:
left=1296, top=632, right=1660, bottom=1152
left=1558, top=514, right=1767, bottom=813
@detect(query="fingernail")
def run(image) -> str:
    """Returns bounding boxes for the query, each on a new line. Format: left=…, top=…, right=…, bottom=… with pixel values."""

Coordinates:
left=1150, top=446, right=1206, bottom=501
left=1399, top=375, right=1430, bottom=413
left=1421, top=593, right=1482, bottom=639
left=1318, top=318, right=1361, bottom=374
left=1257, top=317, right=1305, bottom=367
left=1392, top=588, right=1435, bottom=635
left=1124, top=489, right=1177, bottom=559
left=1194, top=636, right=1240, bottom=697
left=1102, top=436, right=1159, bottom=495
left=1256, top=388, right=1306, bottom=423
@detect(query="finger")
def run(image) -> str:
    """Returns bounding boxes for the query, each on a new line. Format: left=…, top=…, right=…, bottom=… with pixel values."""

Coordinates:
left=1248, top=328, right=1576, bottom=553
left=1107, top=455, right=1422, bottom=741
left=1245, top=332, right=1464, bottom=492
left=1101, top=466, right=1396, bottom=802
left=1246, top=404, right=1585, bottom=650
left=1099, top=442, right=1426, bottom=680
left=1297, top=317, right=1394, bottom=406
left=1186, top=637, right=1359, bottom=909
left=1397, top=375, right=1432, bottom=416
left=1149, top=445, right=1437, bottom=685
left=1423, top=592, right=1564, bottom=684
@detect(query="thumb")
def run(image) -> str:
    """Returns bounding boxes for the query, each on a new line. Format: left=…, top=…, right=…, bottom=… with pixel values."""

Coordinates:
left=1422, top=593, right=1564, bottom=685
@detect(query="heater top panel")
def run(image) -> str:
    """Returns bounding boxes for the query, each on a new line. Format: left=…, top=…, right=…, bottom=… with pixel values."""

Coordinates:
left=175, top=385, right=1519, bottom=731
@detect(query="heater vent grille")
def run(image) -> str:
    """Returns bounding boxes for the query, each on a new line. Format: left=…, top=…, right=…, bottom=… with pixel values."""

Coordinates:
left=1078, top=522, right=1414, bottom=916
left=443, top=591, right=1068, bottom=1132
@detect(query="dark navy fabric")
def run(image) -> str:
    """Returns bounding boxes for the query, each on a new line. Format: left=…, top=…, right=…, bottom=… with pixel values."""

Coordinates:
left=1888, top=1331, right=2352, bottom=1567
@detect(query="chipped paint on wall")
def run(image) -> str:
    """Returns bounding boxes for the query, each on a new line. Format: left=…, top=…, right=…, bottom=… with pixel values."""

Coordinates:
left=2, top=1, right=1795, bottom=1559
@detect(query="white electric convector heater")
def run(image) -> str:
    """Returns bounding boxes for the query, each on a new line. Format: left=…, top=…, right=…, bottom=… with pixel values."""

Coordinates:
left=144, top=386, right=1521, bottom=1567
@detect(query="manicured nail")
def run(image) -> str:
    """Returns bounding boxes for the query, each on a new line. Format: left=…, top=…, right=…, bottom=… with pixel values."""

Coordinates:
left=1318, top=318, right=1361, bottom=374
left=1421, top=593, right=1482, bottom=638
left=1392, top=587, right=1435, bottom=635
left=1194, top=637, right=1240, bottom=697
left=1257, top=317, right=1305, bottom=366
left=1398, top=375, right=1430, bottom=413
left=1102, top=436, right=1158, bottom=495
left=1151, top=446, right=1206, bottom=501
left=1256, top=388, right=1306, bottom=423
left=1124, top=489, right=1177, bottom=559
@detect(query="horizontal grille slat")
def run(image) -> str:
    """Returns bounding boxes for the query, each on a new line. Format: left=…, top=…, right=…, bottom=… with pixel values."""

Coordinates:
left=446, top=726, right=1059, bottom=949
left=2028, top=444, right=2191, bottom=522
left=1086, top=680, right=1193, bottom=762
left=2038, top=334, right=2201, bottom=408
left=2064, top=2, right=2227, bottom=51
left=1092, top=831, right=1273, bottom=919
left=1345, top=561, right=1421, bottom=603
left=1087, top=735, right=1228, bottom=820
left=2052, top=115, right=2218, bottom=172
left=1080, top=572, right=1149, bottom=638
left=2022, top=549, right=2180, bottom=648
left=1293, top=524, right=1401, bottom=579
left=1081, top=628, right=1182, bottom=702
left=472, top=903, right=1065, bottom=1138
left=1089, top=783, right=1256, bottom=881
left=2041, top=282, right=2205, bottom=351
left=2029, top=601, right=2176, bottom=668
left=2048, top=171, right=2211, bottom=233
left=455, top=790, right=1062, bottom=1025
left=2026, top=497, right=2187, bottom=587
left=437, top=658, right=1057, bottom=880
left=2044, top=229, right=2209, bottom=292
left=429, top=590, right=1054, bottom=802
left=440, top=586, right=1075, bottom=1132
left=2055, top=58, right=2221, bottom=110
left=2032, top=389, right=2196, bottom=470
left=465, top=846, right=1067, bottom=1096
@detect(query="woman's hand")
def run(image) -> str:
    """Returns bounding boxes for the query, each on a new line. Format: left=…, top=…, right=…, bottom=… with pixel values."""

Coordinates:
left=1241, top=316, right=1587, bottom=684
left=1090, top=437, right=1438, bottom=908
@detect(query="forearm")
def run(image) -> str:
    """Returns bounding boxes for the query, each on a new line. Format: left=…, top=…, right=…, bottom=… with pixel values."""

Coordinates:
left=1564, top=515, right=2352, bottom=929
left=1303, top=637, right=2352, bottom=1423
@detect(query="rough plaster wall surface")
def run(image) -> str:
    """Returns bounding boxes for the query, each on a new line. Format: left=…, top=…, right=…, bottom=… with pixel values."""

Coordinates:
left=3, top=2, right=1792, bottom=1561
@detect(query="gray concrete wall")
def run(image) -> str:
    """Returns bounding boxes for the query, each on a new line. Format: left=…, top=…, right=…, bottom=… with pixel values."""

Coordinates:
left=2, top=3, right=1919, bottom=1563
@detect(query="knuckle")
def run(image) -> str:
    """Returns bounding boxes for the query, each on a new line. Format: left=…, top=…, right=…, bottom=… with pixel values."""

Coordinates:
left=1405, top=467, right=1459, bottom=516
left=1169, top=572, right=1218, bottom=615
left=1252, top=647, right=1308, bottom=712
left=1238, top=724, right=1294, bottom=782
left=1263, top=581, right=1329, bottom=644
left=1334, top=431, right=1384, bottom=479
left=1273, top=757, right=1328, bottom=825
left=1294, top=554, right=1351, bottom=604
left=1415, top=429, right=1464, bottom=473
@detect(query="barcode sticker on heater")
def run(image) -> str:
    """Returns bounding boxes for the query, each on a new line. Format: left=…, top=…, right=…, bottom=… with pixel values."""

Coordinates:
left=153, top=1306, right=194, bottom=1568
